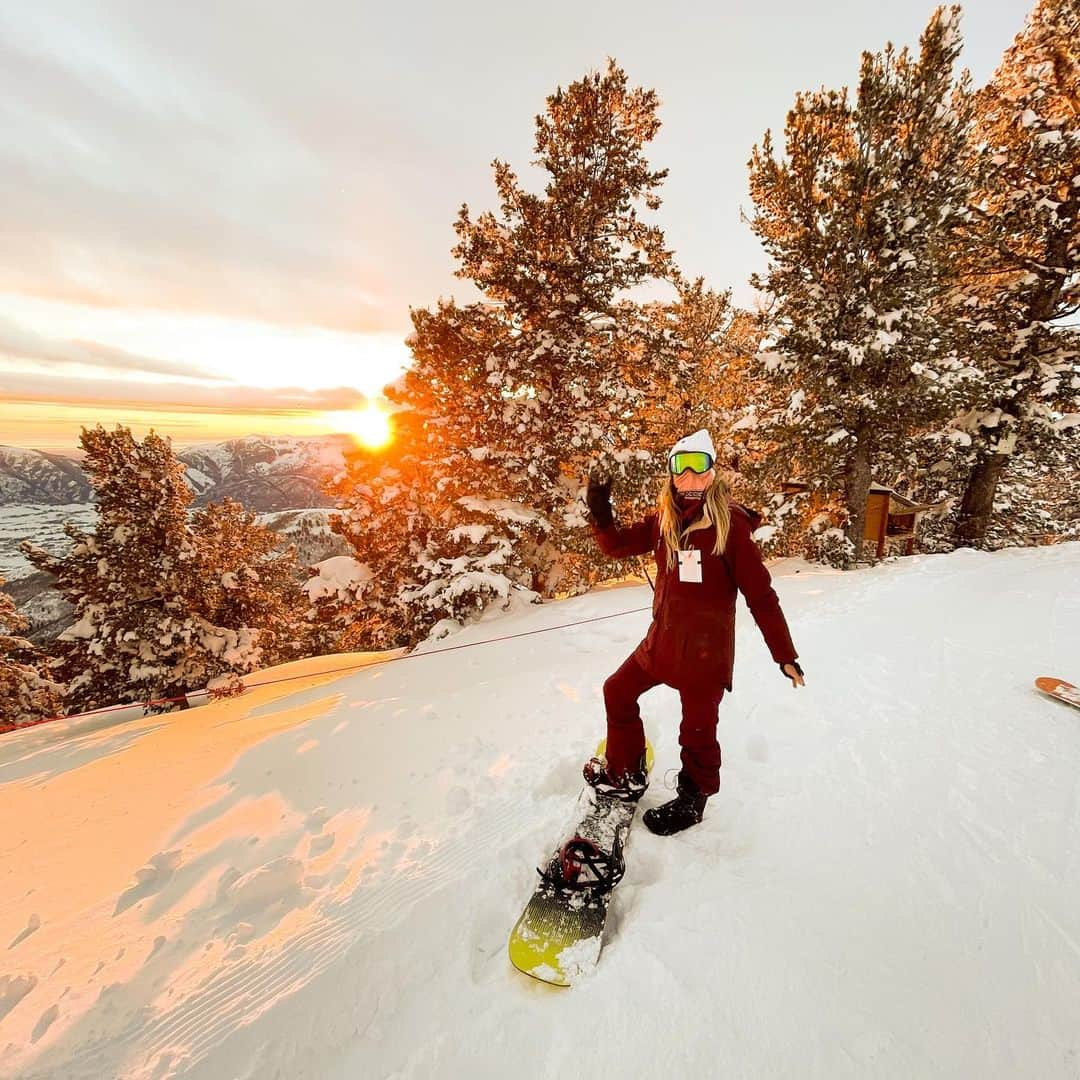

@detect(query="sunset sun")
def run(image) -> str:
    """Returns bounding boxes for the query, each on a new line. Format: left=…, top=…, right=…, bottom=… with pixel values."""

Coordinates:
left=330, top=404, right=393, bottom=449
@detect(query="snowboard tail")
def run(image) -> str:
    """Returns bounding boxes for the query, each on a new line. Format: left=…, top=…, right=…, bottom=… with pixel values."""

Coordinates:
left=508, top=740, right=652, bottom=987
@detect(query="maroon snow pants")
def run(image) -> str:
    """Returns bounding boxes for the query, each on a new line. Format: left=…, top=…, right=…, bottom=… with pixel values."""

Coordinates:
left=602, top=652, right=724, bottom=796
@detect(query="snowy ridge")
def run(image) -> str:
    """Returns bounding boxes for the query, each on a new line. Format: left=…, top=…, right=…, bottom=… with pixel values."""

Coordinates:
left=174, top=436, right=350, bottom=511
left=0, top=436, right=351, bottom=511
left=0, top=446, right=91, bottom=506
left=2, top=544, right=1079, bottom=1078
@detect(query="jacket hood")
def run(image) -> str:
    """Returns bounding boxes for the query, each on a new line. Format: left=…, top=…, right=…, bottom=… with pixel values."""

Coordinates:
left=730, top=501, right=763, bottom=531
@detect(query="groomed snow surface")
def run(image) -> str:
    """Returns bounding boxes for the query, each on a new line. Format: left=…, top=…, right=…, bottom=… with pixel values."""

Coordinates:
left=2, top=543, right=1079, bottom=1078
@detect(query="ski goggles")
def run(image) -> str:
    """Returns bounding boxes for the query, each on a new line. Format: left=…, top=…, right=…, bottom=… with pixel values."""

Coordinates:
left=668, top=451, right=714, bottom=476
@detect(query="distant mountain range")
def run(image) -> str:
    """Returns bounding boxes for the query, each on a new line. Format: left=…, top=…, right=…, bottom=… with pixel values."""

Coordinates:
left=0, top=435, right=356, bottom=511
left=0, top=446, right=91, bottom=504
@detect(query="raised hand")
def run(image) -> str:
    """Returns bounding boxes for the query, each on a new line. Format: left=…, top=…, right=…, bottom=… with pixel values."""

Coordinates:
left=585, top=474, right=614, bottom=528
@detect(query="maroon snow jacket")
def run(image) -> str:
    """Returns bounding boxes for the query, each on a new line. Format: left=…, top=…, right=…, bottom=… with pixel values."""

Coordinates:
left=591, top=500, right=798, bottom=696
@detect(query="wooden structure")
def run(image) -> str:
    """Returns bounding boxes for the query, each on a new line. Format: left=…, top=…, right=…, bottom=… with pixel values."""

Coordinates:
left=780, top=480, right=941, bottom=560
left=863, top=483, right=939, bottom=559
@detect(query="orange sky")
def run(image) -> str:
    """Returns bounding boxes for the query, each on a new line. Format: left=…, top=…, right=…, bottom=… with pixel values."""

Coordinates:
left=0, top=297, right=411, bottom=451
left=0, top=400, right=378, bottom=453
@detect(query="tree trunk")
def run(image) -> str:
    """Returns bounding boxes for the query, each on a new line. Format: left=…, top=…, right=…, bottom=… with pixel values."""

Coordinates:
left=952, top=214, right=1070, bottom=548
left=953, top=451, right=1010, bottom=548
left=842, top=434, right=873, bottom=568
left=159, top=683, right=192, bottom=711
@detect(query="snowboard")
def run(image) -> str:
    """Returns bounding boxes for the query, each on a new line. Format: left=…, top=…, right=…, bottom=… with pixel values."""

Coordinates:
left=1035, top=677, right=1080, bottom=711
left=508, top=739, right=653, bottom=987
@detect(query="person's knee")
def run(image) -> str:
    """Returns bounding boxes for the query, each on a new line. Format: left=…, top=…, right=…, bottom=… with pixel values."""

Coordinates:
left=602, top=673, right=622, bottom=707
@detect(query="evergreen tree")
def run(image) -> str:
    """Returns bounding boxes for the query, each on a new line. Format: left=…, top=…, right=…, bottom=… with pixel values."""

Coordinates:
left=640, top=279, right=740, bottom=455
left=189, top=498, right=312, bottom=664
left=330, top=60, right=689, bottom=645
left=0, top=575, right=62, bottom=727
left=726, top=332, right=821, bottom=558
left=326, top=388, right=546, bottom=651
left=451, top=57, right=673, bottom=464
left=947, top=0, right=1080, bottom=546
left=634, top=282, right=792, bottom=527
left=986, top=426, right=1080, bottom=546
left=446, top=57, right=679, bottom=582
left=577, top=277, right=754, bottom=546
left=748, top=7, right=982, bottom=565
left=303, top=554, right=374, bottom=654
left=22, top=427, right=268, bottom=712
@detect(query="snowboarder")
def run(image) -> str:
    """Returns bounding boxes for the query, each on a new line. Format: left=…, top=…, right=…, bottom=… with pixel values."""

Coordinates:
left=584, top=429, right=804, bottom=835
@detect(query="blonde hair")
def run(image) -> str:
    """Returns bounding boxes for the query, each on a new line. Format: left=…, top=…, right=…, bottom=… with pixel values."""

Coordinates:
left=656, top=473, right=732, bottom=571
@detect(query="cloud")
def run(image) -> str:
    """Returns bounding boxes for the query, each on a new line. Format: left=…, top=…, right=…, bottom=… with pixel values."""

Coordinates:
left=0, top=10, right=456, bottom=333
left=0, top=315, right=226, bottom=380
left=0, top=370, right=371, bottom=413
left=0, top=0, right=1030, bottom=341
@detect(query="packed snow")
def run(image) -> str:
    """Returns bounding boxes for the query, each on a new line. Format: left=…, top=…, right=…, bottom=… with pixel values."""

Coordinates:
left=2, top=542, right=1079, bottom=1078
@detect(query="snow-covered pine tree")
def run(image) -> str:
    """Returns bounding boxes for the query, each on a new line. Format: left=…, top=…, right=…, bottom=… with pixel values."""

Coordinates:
left=446, top=58, right=681, bottom=588
left=635, top=280, right=794, bottom=532
left=986, top=423, right=1080, bottom=546
left=748, top=7, right=983, bottom=565
left=329, top=60, right=690, bottom=645
left=402, top=299, right=558, bottom=594
left=544, top=276, right=754, bottom=560
left=945, top=0, right=1080, bottom=546
left=189, top=498, right=312, bottom=665
left=723, top=333, right=833, bottom=559
left=21, top=426, right=264, bottom=713
left=326, top=384, right=542, bottom=651
left=0, top=574, right=62, bottom=727
left=303, top=554, right=373, bottom=654
left=642, top=278, right=738, bottom=453
left=724, top=352, right=815, bottom=556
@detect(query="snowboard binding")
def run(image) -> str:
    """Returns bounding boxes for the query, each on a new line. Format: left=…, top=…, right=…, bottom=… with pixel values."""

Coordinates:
left=537, top=834, right=625, bottom=899
left=583, top=755, right=649, bottom=803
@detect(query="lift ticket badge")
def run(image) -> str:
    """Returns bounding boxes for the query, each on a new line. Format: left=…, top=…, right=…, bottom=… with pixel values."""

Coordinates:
left=677, top=548, right=702, bottom=583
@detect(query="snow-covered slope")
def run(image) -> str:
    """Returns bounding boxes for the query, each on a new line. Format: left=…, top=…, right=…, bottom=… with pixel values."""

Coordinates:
left=0, top=504, right=99, bottom=581
left=177, top=436, right=350, bottom=511
left=0, top=446, right=91, bottom=505
left=2, top=544, right=1079, bottom=1078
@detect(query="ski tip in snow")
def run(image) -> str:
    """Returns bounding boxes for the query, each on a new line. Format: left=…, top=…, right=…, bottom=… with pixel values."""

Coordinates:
left=1035, top=677, right=1080, bottom=711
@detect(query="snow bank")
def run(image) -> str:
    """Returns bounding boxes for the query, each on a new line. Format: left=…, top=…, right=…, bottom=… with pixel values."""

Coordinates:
left=2, top=544, right=1079, bottom=1078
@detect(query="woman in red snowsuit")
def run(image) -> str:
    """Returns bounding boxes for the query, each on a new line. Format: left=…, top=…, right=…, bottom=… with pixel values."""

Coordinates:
left=585, top=429, right=804, bottom=835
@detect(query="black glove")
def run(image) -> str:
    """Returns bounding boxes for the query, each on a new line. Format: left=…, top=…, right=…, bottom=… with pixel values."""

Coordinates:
left=779, top=660, right=804, bottom=684
left=585, top=476, right=614, bottom=528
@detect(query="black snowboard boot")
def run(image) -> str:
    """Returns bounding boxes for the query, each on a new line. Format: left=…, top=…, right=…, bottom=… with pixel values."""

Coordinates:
left=583, top=751, right=649, bottom=803
left=643, top=773, right=708, bottom=836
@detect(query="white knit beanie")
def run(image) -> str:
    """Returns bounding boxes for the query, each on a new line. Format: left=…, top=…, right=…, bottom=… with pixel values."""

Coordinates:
left=668, top=429, right=716, bottom=464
